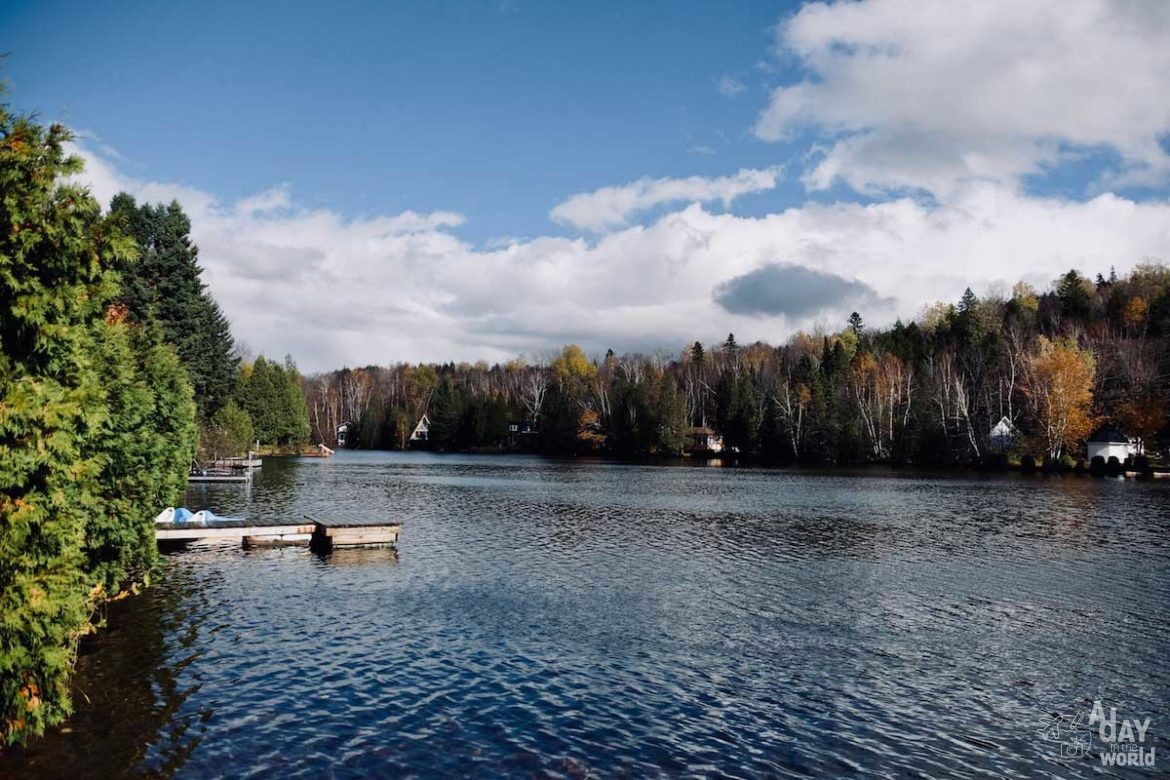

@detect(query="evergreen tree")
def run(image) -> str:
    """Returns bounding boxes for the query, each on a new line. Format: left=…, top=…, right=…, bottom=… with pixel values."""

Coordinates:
left=279, top=355, right=310, bottom=444
left=109, top=195, right=238, bottom=419
left=86, top=316, right=196, bottom=591
left=237, top=355, right=309, bottom=446
left=848, top=311, right=865, bottom=336
left=608, top=374, right=651, bottom=455
left=1, top=113, right=115, bottom=744
left=715, top=370, right=740, bottom=439
left=426, top=378, right=464, bottom=450
left=1056, top=269, right=1092, bottom=321
left=653, top=376, right=688, bottom=455
left=759, top=394, right=789, bottom=462
left=203, top=399, right=253, bottom=457
left=538, top=385, right=582, bottom=454
left=0, top=101, right=194, bottom=744
left=958, top=288, right=978, bottom=314
left=238, top=357, right=281, bottom=443
left=728, top=370, right=762, bottom=453
left=690, top=341, right=705, bottom=365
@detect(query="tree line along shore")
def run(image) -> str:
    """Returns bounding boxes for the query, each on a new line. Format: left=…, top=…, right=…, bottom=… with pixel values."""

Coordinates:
left=308, top=268, right=1170, bottom=471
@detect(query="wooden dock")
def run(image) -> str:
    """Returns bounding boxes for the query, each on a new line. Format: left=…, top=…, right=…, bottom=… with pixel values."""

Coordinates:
left=156, top=513, right=400, bottom=551
left=210, top=456, right=263, bottom=470
left=188, top=473, right=252, bottom=483
left=305, top=513, right=401, bottom=549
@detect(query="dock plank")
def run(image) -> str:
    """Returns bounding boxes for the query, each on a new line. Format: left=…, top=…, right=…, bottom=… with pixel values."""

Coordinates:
left=158, top=517, right=304, bottom=529
left=304, top=512, right=402, bottom=528
left=157, top=523, right=314, bottom=540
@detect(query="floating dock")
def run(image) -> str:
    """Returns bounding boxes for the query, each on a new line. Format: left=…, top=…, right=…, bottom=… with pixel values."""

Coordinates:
left=188, top=472, right=252, bottom=483
left=210, top=456, right=263, bottom=470
left=156, top=513, right=400, bottom=550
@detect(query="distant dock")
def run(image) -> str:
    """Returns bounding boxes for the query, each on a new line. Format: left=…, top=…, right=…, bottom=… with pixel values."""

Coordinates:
left=188, top=472, right=252, bottom=483
left=210, top=456, right=263, bottom=469
left=156, top=512, right=401, bottom=551
left=188, top=453, right=262, bottom=483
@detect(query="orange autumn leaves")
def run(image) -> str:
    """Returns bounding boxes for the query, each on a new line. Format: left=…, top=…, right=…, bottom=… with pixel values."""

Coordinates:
left=1023, top=337, right=1097, bottom=460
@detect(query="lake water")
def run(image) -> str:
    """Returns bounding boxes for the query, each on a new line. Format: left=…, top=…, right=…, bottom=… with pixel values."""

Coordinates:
left=5, top=452, right=1169, bottom=778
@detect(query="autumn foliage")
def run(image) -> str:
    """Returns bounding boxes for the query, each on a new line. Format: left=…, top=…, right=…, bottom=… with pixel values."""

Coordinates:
left=1022, top=338, right=1097, bottom=460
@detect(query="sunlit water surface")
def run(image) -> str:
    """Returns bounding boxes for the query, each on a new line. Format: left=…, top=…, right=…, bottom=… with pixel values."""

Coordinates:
left=6, top=452, right=1169, bottom=778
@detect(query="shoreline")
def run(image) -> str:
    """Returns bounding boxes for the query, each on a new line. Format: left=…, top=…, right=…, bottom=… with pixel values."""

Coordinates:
left=318, top=447, right=1169, bottom=479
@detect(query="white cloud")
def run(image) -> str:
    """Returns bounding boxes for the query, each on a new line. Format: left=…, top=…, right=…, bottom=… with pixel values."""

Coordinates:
left=755, top=0, right=1170, bottom=196
left=235, top=186, right=292, bottom=216
left=718, top=75, right=746, bottom=98
left=550, top=167, right=782, bottom=231
left=69, top=140, right=1170, bottom=373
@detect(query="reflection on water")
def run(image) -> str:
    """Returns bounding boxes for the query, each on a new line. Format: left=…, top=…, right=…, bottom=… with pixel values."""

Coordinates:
left=318, top=547, right=400, bottom=567
left=5, top=452, right=1169, bottom=778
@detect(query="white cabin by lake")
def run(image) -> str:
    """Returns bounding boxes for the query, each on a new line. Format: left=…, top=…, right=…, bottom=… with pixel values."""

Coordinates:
left=410, top=414, right=430, bottom=443
left=1086, top=425, right=1132, bottom=461
left=988, top=416, right=1017, bottom=453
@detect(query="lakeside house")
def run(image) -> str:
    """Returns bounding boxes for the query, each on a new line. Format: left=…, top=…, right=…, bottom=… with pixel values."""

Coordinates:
left=686, top=426, right=724, bottom=454
left=336, top=421, right=352, bottom=448
left=988, top=416, right=1017, bottom=453
left=410, top=414, right=430, bottom=444
left=1086, top=424, right=1132, bottom=461
left=507, top=419, right=538, bottom=448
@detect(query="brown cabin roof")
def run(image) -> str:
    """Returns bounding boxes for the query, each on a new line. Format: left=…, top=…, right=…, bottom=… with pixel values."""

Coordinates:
left=689, top=426, right=719, bottom=436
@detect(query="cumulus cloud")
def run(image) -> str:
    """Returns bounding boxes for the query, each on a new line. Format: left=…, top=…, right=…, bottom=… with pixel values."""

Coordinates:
left=714, top=264, right=884, bottom=318
left=551, top=167, right=782, bottom=231
left=755, top=0, right=1170, bottom=195
left=68, top=138, right=1170, bottom=373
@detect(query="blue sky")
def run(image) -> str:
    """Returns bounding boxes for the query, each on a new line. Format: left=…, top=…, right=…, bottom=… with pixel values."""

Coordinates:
left=3, top=0, right=1169, bottom=370
left=5, top=0, right=813, bottom=242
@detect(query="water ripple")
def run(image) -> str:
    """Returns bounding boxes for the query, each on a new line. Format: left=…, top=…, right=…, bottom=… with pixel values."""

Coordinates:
left=5, top=453, right=1169, bottom=778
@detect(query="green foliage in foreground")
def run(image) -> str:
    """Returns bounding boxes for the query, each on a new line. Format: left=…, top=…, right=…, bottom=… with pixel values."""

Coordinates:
left=0, top=99, right=196, bottom=745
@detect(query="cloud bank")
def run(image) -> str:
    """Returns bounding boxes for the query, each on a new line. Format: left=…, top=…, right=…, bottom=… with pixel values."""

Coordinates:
left=73, top=138, right=1169, bottom=372
left=755, top=0, right=1170, bottom=195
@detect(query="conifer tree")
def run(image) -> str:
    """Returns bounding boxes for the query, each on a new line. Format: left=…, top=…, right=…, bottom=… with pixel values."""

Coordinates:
left=848, top=311, right=865, bottom=336
left=279, top=355, right=310, bottom=444
left=1, top=98, right=194, bottom=743
left=237, top=355, right=310, bottom=445
left=0, top=107, right=115, bottom=744
left=108, top=195, right=238, bottom=419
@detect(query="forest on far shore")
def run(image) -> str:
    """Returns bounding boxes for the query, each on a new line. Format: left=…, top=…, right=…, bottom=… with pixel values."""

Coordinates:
left=305, top=265, right=1170, bottom=467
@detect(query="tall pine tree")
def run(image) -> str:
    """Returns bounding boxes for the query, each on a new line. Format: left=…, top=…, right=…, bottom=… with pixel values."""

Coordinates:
left=108, top=194, right=238, bottom=419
